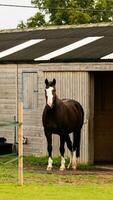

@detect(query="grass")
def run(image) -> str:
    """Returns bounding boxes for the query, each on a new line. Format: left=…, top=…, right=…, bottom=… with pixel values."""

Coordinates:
left=24, top=155, right=95, bottom=169
left=0, top=154, right=113, bottom=200
left=0, top=184, right=113, bottom=200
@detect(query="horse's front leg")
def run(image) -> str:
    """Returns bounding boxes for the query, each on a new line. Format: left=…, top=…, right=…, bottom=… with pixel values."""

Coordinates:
left=45, top=132, right=53, bottom=171
left=59, top=135, right=65, bottom=171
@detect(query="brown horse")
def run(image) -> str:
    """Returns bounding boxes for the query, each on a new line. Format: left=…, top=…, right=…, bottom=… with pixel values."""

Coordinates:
left=42, top=78, right=84, bottom=170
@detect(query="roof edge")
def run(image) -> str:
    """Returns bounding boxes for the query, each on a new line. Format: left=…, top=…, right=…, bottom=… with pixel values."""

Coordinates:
left=0, top=22, right=113, bottom=33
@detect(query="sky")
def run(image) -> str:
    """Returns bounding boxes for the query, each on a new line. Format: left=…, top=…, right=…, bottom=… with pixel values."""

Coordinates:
left=0, top=0, right=37, bottom=29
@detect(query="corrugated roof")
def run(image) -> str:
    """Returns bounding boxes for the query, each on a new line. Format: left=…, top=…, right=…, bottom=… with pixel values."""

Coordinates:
left=0, top=24, right=113, bottom=63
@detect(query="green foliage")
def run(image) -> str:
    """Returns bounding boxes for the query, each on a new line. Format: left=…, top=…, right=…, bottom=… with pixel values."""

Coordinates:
left=17, top=0, right=113, bottom=29
left=17, top=12, right=45, bottom=29
left=24, top=156, right=66, bottom=166
left=92, top=0, right=113, bottom=23
left=17, top=21, right=26, bottom=29
left=24, top=155, right=48, bottom=166
left=77, top=163, right=95, bottom=170
left=67, top=10, right=92, bottom=24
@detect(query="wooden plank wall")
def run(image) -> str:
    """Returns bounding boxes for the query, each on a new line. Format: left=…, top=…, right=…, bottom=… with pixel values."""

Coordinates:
left=0, top=63, right=93, bottom=163
left=0, top=65, right=17, bottom=144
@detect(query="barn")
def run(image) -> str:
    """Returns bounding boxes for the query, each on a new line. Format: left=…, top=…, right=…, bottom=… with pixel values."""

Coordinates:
left=0, top=24, right=113, bottom=164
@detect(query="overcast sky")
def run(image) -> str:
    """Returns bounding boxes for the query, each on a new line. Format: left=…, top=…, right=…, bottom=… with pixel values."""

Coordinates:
left=0, top=0, right=37, bottom=29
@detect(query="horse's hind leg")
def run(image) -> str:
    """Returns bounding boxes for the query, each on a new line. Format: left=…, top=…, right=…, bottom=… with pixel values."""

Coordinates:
left=72, top=130, right=81, bottom=169
left=59, top=135, right=65, bottom=171
left=65, top=134, right=73, bottom=169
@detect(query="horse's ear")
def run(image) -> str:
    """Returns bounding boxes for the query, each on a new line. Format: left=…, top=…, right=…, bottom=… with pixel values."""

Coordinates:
left=53, top=78, right=56, bottom=86
left=45, top=78, right=48, bottom=85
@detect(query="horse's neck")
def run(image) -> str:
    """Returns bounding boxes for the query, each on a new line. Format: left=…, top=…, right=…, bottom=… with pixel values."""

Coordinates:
left=54, top=96, right=62, bottom=107
left=47, top=97, right=61, bottom=111
left=45, top=95, right=62, bottom=112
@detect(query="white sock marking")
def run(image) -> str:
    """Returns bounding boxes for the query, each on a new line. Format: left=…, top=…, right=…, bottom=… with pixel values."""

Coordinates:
left=72, top=151, right=77, bottom=169
left=47, top=157, right=53, bottom=170
left=60, top=156, right=65, bottom=170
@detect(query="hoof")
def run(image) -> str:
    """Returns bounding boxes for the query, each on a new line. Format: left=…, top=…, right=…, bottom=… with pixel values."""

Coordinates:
left=72, top=166, right=77, bottom=170
left=72, top=159, right=77, bottom=170
left=59, top=167, right=65, bottom=171
left=47, top=166, right=52, bottom=171
left=72, top=163, right=77, bottom=170
left=67, top=162, right=77, bottom=170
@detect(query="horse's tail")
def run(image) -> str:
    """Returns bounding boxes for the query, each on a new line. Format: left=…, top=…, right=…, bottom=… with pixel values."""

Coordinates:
left=81, top=105, right=84, bottom=127
left=74, top=101, right=84, bottom=128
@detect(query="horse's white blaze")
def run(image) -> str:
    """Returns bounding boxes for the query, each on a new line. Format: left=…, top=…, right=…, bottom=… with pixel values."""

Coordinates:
left=46, top=87, right=53, bottom=107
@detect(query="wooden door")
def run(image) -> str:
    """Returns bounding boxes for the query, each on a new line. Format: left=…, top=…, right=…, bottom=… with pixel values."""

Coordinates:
left=94, top=72, right=113, bottom=163
left=22, top=72, right=39, bottom=155
left=22, top=72, right=38, bottom=110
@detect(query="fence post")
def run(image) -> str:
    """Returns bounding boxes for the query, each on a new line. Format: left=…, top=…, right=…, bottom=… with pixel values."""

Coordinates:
left=18, top=102, right=23, bottom=186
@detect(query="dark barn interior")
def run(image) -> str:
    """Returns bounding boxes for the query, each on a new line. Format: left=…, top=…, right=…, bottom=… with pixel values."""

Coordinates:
left=94, top=72, right=113, bottom=163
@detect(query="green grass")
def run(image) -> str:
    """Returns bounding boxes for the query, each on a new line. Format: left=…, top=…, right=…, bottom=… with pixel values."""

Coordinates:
left=0, top=154, right=113, bottom=200
left=24, top=155, right=63, bottom=166
left=0, top=184, right=113, bottom=200
left=24, top=155, right=95, bottom=169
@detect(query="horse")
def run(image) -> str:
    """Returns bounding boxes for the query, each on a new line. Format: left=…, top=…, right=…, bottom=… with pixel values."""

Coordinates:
left=42, top=78, right=84, bottom=171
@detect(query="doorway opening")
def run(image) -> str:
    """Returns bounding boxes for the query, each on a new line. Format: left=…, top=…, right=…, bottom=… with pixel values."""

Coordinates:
left=94, top=72, right=113, bottom=163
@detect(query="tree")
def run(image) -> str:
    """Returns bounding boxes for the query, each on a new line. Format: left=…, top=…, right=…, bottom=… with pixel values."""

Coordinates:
left=17, top=12, right=45, bottom=29
left=17, top=0, right=113, bottom=29
left=92, top=0, right=113, bottom=23
left=31, top=0, right=95, bottom=25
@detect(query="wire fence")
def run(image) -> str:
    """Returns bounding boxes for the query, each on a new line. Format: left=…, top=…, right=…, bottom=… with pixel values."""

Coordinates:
left=0, top=102, right=24, bottom=185
left=0, top=121, right=22, bottom=128
left=0, top=152, right=18, bottom=166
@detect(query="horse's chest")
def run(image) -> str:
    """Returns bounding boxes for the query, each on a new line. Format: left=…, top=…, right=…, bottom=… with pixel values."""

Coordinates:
left=44, top=113, right=61, bottom=132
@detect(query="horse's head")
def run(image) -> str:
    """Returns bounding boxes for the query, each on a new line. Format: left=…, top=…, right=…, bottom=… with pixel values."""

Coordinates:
left=45, top=78, right=56, bottom=108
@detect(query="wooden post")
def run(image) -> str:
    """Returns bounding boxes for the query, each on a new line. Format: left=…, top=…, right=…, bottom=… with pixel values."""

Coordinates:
left=18, top=102, right=23, bottom=186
